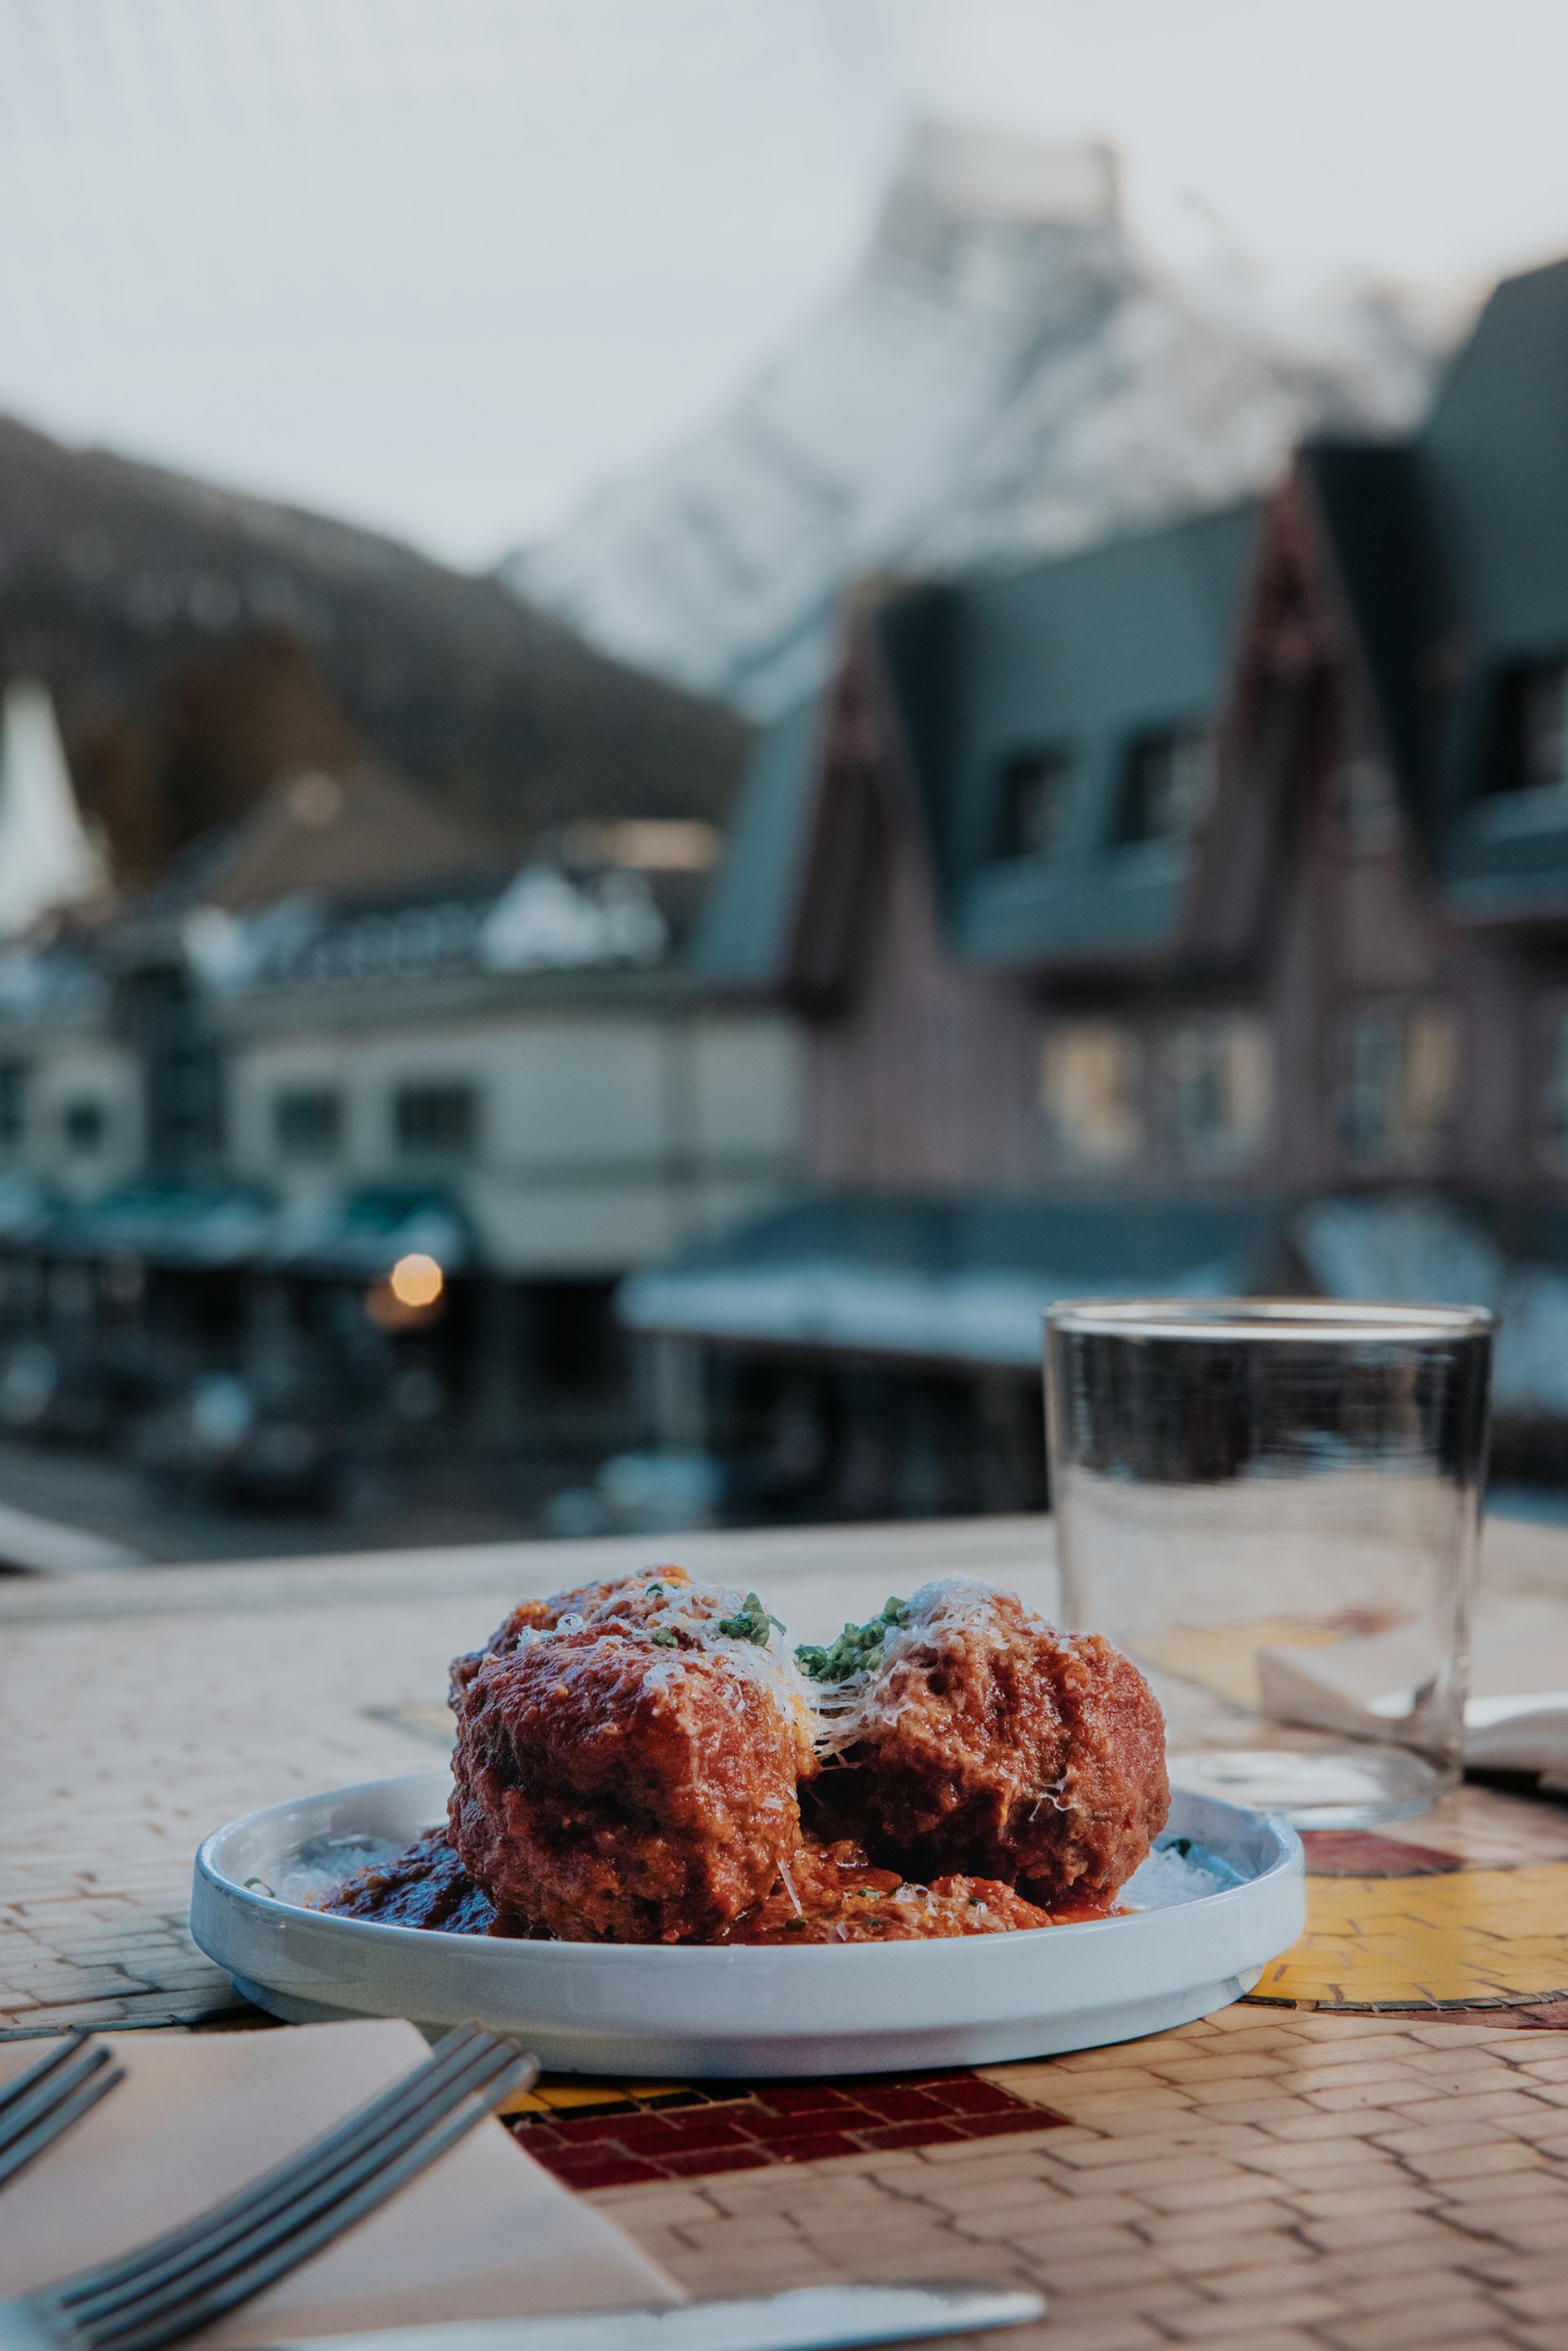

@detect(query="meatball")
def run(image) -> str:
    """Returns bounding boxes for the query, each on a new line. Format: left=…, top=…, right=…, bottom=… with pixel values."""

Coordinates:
left=449, top=1623, right=808, bottom=1942
left=803, top=1578, right=1168, bottom=1907
left=449, top=1564, right=764, bottom=1703
left=448, top=1564, right=696, bottom=1700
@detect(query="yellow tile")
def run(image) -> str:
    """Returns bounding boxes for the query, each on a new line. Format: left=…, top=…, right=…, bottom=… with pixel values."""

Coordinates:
left=1256, top=1863, right=1568, bottom=2007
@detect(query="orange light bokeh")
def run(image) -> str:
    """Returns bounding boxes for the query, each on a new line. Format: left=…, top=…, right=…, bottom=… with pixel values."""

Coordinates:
left=388, top=1252, right=444, bottom=1309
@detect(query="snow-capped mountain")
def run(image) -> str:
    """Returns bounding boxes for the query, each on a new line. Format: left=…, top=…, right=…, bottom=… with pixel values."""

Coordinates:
left=502, top=123, right=1442, bottom=719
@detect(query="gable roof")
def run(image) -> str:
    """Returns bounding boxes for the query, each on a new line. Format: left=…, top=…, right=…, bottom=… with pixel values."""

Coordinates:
left=1296, top=436, right=1450, bottom=819
left=147, top=763, right=501, bottom=918
left=881, top=500, right=1258, bottom=969
left=695, top=500, right=1260, bottom=992
left=688, top=693, right=826, bottom=991
left=697, top=251, right=1568, bottom=993
left=1300, top=258, right=1568, bottom=922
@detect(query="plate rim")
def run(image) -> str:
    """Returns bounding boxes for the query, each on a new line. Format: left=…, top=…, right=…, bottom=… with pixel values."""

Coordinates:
left=194, top=1768, right=1304, bottom=1967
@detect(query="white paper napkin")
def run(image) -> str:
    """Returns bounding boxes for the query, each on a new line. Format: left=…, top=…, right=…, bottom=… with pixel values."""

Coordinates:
left=0, top=2019, right=680, bottom=2344
left=1257, top=1598, right=1568, bottom=1792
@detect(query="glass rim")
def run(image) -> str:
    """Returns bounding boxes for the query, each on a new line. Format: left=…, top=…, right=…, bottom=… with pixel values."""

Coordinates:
left=1044, top=1295, right=1495, bottom=1343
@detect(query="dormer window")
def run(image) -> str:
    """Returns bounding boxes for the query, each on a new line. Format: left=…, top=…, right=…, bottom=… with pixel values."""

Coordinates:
left=997, top=748, right=1077, bottom=862
left=1118, top=727, right=1213, bottom=843
left=1487, top=656, right=1568, bottom=796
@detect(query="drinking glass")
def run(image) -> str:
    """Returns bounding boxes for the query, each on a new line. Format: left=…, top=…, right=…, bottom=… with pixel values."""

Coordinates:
left=1045, top=1299, right=1494, bottom=1825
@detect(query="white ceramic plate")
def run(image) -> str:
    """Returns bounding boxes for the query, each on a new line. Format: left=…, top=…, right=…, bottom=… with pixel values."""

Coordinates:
left=192, top=1773, right=1303, bottom=2077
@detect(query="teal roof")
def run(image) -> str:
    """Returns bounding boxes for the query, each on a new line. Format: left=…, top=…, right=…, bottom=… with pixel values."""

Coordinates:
left=882, top=502, right=1258, bottom=968
left=688, top=694, right=826, bottom=990
left=266, top=1186, right=471, bottom=1277
left=618, top=1192, right=1287, bottom=1368
left=1307, top=259, right=1568, bottom=921
left=693, top=503, right=1258, bottom=991
left=39, top=1184, right=274, bottom=1267
left=6, top=1181, right=470, bottom=1276
left=1298, top=439, right=1448, bottom=822
left=696, top=254, right=1568, bottom=984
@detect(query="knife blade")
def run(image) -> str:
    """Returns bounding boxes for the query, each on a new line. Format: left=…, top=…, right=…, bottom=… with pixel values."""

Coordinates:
left=262, top=2280, right=1046, bottom=2350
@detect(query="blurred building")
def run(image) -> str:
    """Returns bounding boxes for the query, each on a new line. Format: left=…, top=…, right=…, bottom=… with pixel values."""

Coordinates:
left=0, top=759, right=801, bottom=1510
left=623, top=255, right=1568, bottom=1512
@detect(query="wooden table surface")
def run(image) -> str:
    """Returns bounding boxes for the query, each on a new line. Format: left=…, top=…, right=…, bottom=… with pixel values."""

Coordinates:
left=7, top=1513, right=1568, bottom=2351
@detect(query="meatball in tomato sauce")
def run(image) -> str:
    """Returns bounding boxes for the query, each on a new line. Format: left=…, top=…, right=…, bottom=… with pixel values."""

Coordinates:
left=804, top=1578, right=1167, bottom=1908
left=449, top=1622, right=809, bottom=1943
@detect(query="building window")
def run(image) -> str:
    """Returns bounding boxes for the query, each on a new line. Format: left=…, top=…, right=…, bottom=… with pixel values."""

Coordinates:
left=61, top=1098, right=106, bottom=1156
left=996, top=748, right=1078, bottom=861
left=1118, top=728, right=1213, bottom=843
left=1040, top=1022, right=1144, bottom=1167
left=1340, top=1008, right=1458, bottom=1165
left=1488, top=656, right=1568, bottom=796
left=1163, top=1017, right=1272, bottom=1166
left=394, top=1080, right=478, bottom=1158
left=0, top=1061, right=26, bottom=1149
left=274, top=1086, right=342, bottom=1163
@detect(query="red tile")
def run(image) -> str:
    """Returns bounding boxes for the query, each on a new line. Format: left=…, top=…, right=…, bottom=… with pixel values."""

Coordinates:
left=951, top=2108, right=1069, bottom=2139
left=580, top=2111, right=682, bottom=2152
left=929, top=2080, right=1031, bottom=2116
left=1299, top=1830, right=1463, bottom=1876
left=538, top=2152, right=665, bottom=2190
left=749, top=2108, right=866, bottom=2144
left=647, top=2114, right=754, bottom=2152
left=762, top=2131, right=862, bottom=2165
left=531, top=2111, right=670, bottom=2144
left=845, top=2086, right=946, bottom=2121
left=657, top=2146, right=773, bottom=2178
left=751, top=2084, right=854, bottom=2115
left=857, top=2119, right=967, bottom=2151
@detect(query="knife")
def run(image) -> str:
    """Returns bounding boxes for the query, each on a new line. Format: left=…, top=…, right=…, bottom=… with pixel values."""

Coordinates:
left=263, top=2280, right=1046, bottom=2349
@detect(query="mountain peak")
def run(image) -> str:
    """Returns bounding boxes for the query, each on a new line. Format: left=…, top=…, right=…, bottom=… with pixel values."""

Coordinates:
left=890, top=120, right=1120, bottom=230
left=502, top=121, right=1439, bottom=720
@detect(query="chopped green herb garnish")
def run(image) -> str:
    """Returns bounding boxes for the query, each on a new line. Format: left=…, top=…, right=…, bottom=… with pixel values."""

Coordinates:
left=716, top=1591, right=780, bottom=1646
left=243, top=1876, right=274, bottom=1898
left=784, top=1915, right=807, bottom=1933
left=647, top=1582, right=665, bottom=1597
left=650, top=1628, right=679, bottom=1648
left=795, top=1595, right=911, bottom=1684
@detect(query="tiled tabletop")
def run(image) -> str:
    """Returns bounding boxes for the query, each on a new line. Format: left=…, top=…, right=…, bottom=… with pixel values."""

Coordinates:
left=7, top=1513, right=1568, bottom=2349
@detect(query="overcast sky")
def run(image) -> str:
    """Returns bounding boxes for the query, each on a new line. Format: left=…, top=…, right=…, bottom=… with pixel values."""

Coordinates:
left=2, top=0, right=1566, bottom=569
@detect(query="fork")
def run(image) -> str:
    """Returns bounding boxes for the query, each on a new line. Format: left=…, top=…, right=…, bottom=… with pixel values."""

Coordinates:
left=0, top=2033, right=125, bottom=2190
left=0, top=2023, right=535, bottom=2351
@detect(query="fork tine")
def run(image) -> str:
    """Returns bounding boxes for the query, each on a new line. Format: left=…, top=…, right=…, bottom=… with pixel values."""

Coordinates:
left=70, top=2037, right=529, bottom=2340
left=0, top=2060, right=125, bottom=2189
left=0, top=2042, right=114, bottom=2162
left=106, top=2063, right=532, bottom=2351
left=65, top=2032, right=523, bottom=2328
left=52, top=2023, right=500, bottom=2305
left=0, top=2030, right=91, bottom=2120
